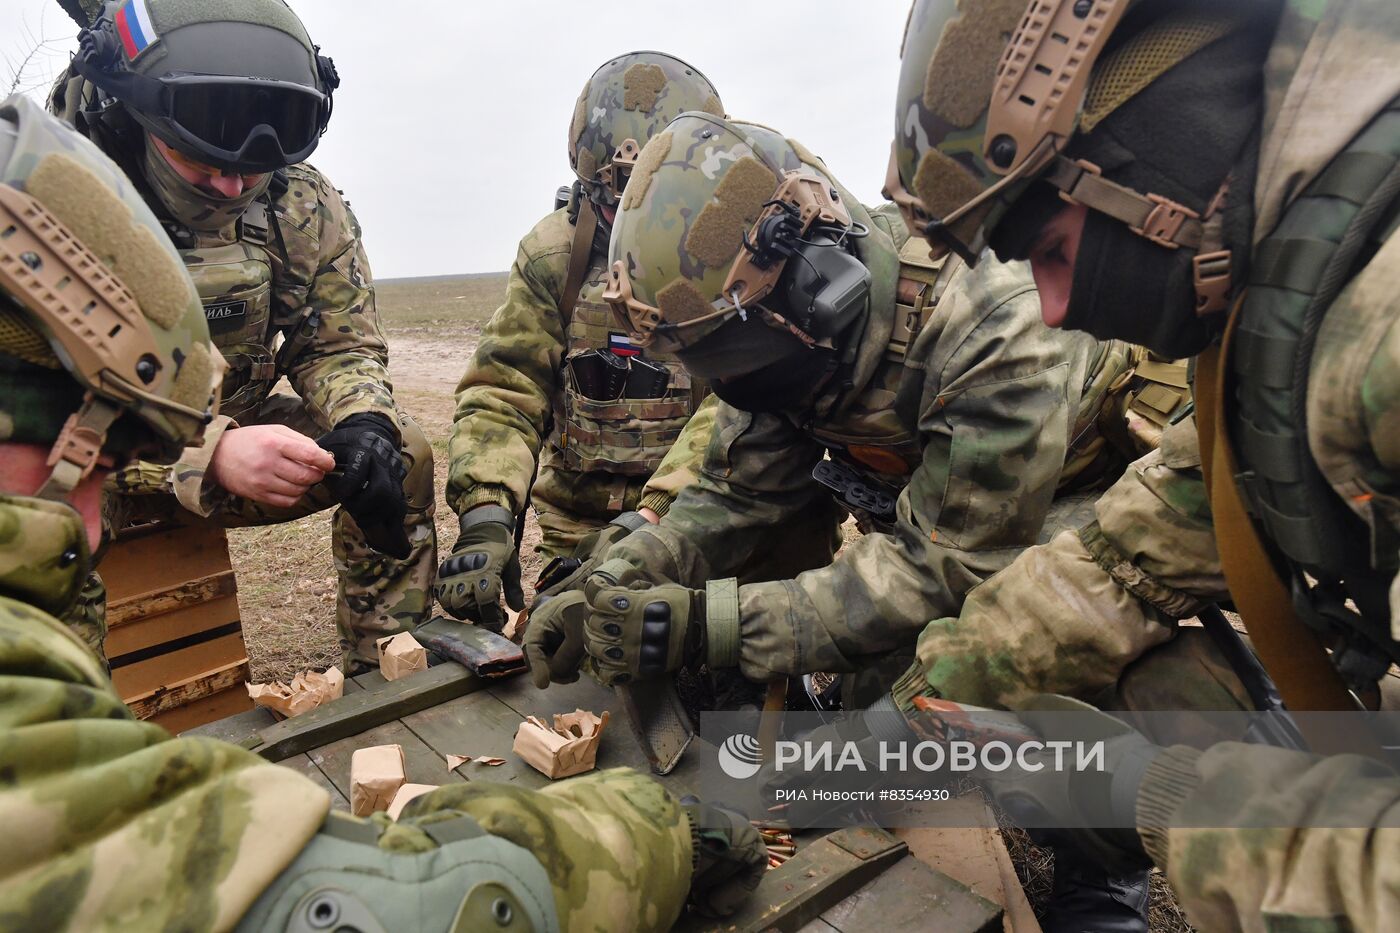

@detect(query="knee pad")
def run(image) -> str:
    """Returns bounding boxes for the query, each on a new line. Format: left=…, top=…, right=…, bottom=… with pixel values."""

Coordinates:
left=396, top=411, right=436, bottom=513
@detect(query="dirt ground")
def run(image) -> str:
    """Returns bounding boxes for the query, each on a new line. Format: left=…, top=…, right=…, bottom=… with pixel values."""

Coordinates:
left=229, top=272, right=1192, bottom=933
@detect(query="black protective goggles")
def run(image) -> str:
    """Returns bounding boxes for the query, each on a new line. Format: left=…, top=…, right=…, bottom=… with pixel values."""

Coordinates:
left=76, top=60, right=329, bottom=173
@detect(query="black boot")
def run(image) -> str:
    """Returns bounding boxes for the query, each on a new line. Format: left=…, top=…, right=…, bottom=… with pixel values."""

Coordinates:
left=1042, top=847, right=1150, bottom=933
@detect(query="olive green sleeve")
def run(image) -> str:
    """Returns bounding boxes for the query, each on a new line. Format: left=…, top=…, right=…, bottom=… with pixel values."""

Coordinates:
left=446, top=211, right=573, bottom=516
left=1134, top=742, right=1400, bottom=932
left=731, top=280, right=1100, bottom=682
left=639, top=393, right=720, bottom=517
left=0, top=596, right=329, bottom=931
left=397, top=769, right=693, bottom=933
left=605, top=401, right=832, bottom=583
left=890, top=420, right=1224, bottom=711
left=279, top=165, right=399, bottom=430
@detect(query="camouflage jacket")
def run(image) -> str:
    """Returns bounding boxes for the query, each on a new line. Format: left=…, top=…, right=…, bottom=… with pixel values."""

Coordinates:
left=606, top=205, right=1112, bottom=685
left=892, top=1, right=1400, bottom=927
left=0, top=497, right=692, bottom=931
left=446, top=208, right=713, bottom=525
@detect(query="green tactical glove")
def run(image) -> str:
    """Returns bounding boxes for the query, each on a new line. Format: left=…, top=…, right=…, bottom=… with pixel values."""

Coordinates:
left=981, top=694, right=1159, bottom=872
left=533, top=510, right=653, bottom=602
left=682, top=797, right=768, bottom=919
left=434, top=505, right=524, bottom=631
left=582, top=580, right=706, bottom=686
left=521, top=590, right=590, bottom=689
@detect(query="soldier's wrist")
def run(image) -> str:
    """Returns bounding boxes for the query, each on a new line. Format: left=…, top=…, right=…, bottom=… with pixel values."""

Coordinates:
left=457, top=486, right=516, bottom=514
left=1134, top=744, right=1202, bottom=869
left=704, top=578, right=740, bottom=668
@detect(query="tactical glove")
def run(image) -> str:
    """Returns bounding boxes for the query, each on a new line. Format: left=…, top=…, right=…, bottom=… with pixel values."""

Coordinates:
left=980, top=694, right=1158, bottom=872
left=521, top=590, right=589, bottom=689
left=682, top=797, right=768, bottom=919
left=435, top=505, right=524, bottom=631
left=317, top=413, right=411, bottom=559
left=533, top=510, right=652, bottom=602
left=582, top=580, right=706, bottom=687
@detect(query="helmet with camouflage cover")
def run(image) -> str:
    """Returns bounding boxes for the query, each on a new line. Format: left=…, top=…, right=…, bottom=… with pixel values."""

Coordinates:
left=0, top=93, right=222, bottom=496
left=69, top=0, right=339, bottom=174
left=569, top=51, right=724, bottom=208
left=890, top=0, right=1267, bottom=356
left=604, top=113, right=870, bottom=364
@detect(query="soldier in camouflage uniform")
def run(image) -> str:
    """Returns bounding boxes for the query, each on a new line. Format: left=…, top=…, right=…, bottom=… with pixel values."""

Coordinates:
left=883, top=1, right=1400, bottom=929
left=49, top=0, right=436, bottom=670
left=522, top=113, right=1142, bottom=714
left=0, top=91, right=765, bottom=933
left=437, top=52, right=738, bottom=633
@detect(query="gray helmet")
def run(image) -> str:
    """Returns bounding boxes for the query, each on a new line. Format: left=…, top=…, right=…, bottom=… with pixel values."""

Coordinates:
left=71, top=0, right=339, bottom=173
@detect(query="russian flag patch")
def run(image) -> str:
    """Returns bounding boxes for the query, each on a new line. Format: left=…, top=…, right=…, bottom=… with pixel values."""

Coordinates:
left=608, top=332, right=640, bottom=357
left=115, top=0, right=158, bottom=60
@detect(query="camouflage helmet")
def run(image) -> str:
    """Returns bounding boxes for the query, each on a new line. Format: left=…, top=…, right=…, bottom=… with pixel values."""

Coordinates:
left=71, top=0, right=338, bottom=173
left=890, top=0, right=1240, bottom=283
left=604, top=114, right=862, bottom=355
left=0, top=94, right=221, bottom=496
left=569, top=52, right=724, bottom=206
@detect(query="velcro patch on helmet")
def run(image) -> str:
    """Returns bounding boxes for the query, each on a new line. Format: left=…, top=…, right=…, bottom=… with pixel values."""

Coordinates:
left=621, top=131, right=672, bottom=211
left=701, top=94, right=724, bottom=118
left=914, top=149, right=986, bottom=235
left=0, top=303, right=60, bottom=369
left=151, top=0, right=312, bottom=47
left=785, top=137, right=827, bottom=170
left=570, top=86, right=590, bottom=157
left=576, top=148, right=598, bottom=182
left=623, top=63, right=667, bottom=113
left=684, top=155, right=779, bottom=270
left=27, top=154, right=193, bottom=331
left=924, top=0, right=1026, bottom=128
left=169, top=339, right=214, bottom=411
left=656, top=278, right=715, bottom=328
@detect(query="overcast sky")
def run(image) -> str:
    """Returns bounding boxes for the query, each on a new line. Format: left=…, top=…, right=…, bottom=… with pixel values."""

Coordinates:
left=2, top=0, right=910, bottom=279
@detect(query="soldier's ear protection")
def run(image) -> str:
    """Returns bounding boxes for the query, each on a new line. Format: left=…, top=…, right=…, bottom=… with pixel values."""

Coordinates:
left=725, top=172, right=872, bottom=344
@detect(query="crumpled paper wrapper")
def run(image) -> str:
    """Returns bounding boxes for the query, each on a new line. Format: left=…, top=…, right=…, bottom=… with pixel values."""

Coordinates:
left=351, top=744, right=406, bottom=817
left=246, top=666, right=344, bottom=719
left=376, top=631, right=428, bottom=681
left=513, top=709, right=610, bottom=779
left=387, top=783, right=439, bottom=820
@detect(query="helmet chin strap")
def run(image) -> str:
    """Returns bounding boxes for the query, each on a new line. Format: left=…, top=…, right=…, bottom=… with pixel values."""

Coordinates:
left=35, top=394, right=120, bottom=502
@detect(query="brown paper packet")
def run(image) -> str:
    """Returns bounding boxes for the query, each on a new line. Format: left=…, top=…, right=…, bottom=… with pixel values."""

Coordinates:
left=376, top=632, right=428, bottom=682
left=512, top=709, right=610, bottom=779
left=387, top=783, right=439, bottom=820
left=350, top=744, right=406, bottom=817
left=246, top=666, right=345, bottom=718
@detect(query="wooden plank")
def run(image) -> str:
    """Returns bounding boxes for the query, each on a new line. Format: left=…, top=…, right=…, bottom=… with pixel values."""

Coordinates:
left=106, top=595, right=242, bottom=658
left=110, top=632, right=249, bottom=699
left=107, top=570, right=237, bottom=628
left=125, top=659, right=251, bottom=720
left=182, top=705, right=278, bottom=744
left=817, top=856, right=1002, bottom=933
left=400, top=689, right=554, bottom=791
left=249, top=663, right=496, bottom=762
left=280, top=753, right=350, bottom=810
left=307, top=718, right=465, bottom=803
left=675, top=827, right=909, bottom=933
left=102, top=523, right=233, bottom=601
left=796, top=921, right=841, bottom=933
left=148, top=685, right=255, bottom=735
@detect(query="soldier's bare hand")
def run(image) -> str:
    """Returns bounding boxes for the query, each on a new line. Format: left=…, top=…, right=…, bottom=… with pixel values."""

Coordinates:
left=210, top=424, right=334, bottom=507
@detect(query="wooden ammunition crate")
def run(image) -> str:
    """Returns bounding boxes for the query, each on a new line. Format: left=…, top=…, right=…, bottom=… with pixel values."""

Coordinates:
left=103, top=522, right=253, bottom=733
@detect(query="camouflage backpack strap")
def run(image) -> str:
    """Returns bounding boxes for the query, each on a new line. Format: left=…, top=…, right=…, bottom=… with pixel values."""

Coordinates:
left=1200, top=95, right=1400, bottom=717
left=558, top=197, right=597, bottom=327
left=886, top=236, right=957, bottom=364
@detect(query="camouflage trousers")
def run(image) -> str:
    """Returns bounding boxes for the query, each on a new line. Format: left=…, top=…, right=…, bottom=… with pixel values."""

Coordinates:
left=72, top=393, right=437, bottom=671
left=530, top=458, right=655, bottom=561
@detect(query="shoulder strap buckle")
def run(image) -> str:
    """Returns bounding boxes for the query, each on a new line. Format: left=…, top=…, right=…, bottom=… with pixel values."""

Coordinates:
left=1133, top=193, right=1200, bottom=251
left=1192, top=249, right=1233, bottom=316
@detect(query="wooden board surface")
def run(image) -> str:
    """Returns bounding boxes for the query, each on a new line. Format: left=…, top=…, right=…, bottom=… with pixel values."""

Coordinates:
left=189, top=666, right=1008, bottom=932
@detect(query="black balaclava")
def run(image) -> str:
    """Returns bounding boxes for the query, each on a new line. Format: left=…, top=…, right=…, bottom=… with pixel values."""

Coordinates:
left=991, top=2, right=1281, bottom=358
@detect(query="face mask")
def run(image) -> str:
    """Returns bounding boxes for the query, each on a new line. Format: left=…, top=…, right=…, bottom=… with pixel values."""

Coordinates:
left=143, top=140, right=272, bottom=233
left=710, top=343, right=836, bottom=414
